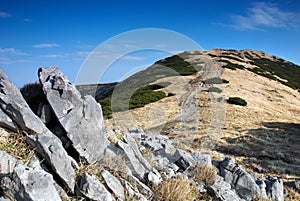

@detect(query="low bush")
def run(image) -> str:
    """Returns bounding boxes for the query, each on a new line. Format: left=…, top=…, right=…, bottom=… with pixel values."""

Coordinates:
left=227, top=97, right=247, bottom=106
left=205, top=77, right=228, bottom=84
left=208, top=87, right=222, bottom=93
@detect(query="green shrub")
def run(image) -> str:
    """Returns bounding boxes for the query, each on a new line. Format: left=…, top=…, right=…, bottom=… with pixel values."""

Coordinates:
left=156, top=55, right=198, bottom=76
left=208, top=87, right=222, bottom=93
left=205, top=77, right=228, bottom=84
left=248, top=56, right=300, bottom=90
left=227, top=97, right=247, bottom=106
left=168, top=92, right=176, bottom=96
left=98, top=84, right=168, bottom=118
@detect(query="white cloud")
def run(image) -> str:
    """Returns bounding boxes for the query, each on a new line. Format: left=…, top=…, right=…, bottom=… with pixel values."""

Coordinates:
left=122, top=55, right=145, bottom=61
left=33, top=43, right=60, bottom=48
left=228, top=2, right=300, bottom=30
left=0, top=48, right=28, bottom=55
left=0, top=48, right=17, bottom=54
left=41, top=54, right=65, bottom=58
left=0, top=12, right=11, bottom=18
left=24, top=18, right=32, bottom=22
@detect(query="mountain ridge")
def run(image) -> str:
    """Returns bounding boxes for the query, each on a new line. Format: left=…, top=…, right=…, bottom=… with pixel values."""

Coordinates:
left=76, top=49, right=300, bottom=182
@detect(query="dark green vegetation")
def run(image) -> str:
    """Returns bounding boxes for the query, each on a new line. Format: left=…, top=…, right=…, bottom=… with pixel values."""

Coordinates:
left=96, top=54, right=199, bottom=118
left=155, top=55, right=198, bottom=76
left=98, top=84, right=169, bottom=118
left=218, top=52, right=300, bottom=90
left=227, top=97, right=247, bottom=106
left=208, top=87, right=222, bottom=93
left=245, top=55, right=300, bottom=90
left=205, top=77, right=229, bottom=84
left=219, top=59, right=245, bottom=70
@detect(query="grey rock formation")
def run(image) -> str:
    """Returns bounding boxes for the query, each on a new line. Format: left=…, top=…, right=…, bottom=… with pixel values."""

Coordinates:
left=26, top=134, right=77, bottom=191
left=0, top=163, right=61, bottom=201
left=77, top=173, right=115, bottom=201
left=38, top=66, right=108, bottom=163
left=0, top=68, right=48, bottom=134
left=173, top=149, right=195, bottom=171
left=0, top=68, right=77, bottom=192
left=0, top=109, right=16, bottom=131
left=120, top=178, right=148, bottom=201
left=208, top=175, right=241, bottom=201
left=217, top=157, right=263, bottom=200
left=265, top=176, right=284, bottom=201
left=191, top=152, right=212, bottom=166
left=0, top=151, right=19, bottom=174
left=102, top=170, right=125, bottom=200
left=118, top=133, right=162, bottom=185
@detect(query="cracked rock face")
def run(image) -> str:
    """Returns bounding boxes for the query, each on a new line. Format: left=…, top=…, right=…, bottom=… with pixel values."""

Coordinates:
left=0, top=163, right=61, bottom=201
left=38, top=66, right=108, bottom=163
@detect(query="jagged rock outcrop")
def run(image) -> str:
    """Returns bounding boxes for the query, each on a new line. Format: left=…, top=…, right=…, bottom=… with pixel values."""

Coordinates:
left=0, top=66, right=287, bottom=201
left=0, top=68, right=77, bottom=192
left=38, top=66, right=108, bottom=163
left=0, top=154, right=61, bottom=201
left=0, top=110, right=16, bottom=132
left=77, top=173, right=115, bottom=201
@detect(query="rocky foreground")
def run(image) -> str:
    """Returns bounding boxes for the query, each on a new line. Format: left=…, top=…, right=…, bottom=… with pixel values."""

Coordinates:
left=0, top=66, right=295, bottom=200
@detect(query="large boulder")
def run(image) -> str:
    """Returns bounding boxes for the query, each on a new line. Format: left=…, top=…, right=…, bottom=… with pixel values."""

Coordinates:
left=38, top=66, right=108, bottom=163
left=0, top=163, right=61, bottom=201
left=217, top=157, right=264, bottom=200
left=26, top=134, right=77, bottom=191
left=0, top=68, right=77, bottom=192
left=77, top=173, right=115, bottom=201
left=208, top=175, right=241, bottom=201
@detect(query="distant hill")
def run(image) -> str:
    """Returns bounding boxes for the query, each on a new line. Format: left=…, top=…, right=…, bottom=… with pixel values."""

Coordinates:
left=77, top=49, right=300, bottom=181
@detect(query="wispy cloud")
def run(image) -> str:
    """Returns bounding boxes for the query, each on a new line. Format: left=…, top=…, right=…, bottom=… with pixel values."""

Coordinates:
left=0, top=48, right=28, bottom=55
left=41, top=54, right=65, bottom=58
left=226, top=2, right=300, bottom=30
left=122, top=55, right=145, bottom=61
left=0, top=12, right=11, bottom=18
left=33, top=43, right=60, bottom=48
left=24, top=18, right=32, bottom=22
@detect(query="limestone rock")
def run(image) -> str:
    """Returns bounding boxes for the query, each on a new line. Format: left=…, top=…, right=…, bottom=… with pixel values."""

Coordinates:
left=77, top=173, right=115, bottom=201
left=218, top=157, right=262, bottom=200
left=26, top=134, right=77, bottom=192
left=0, top=109, right=16, bottom=131
left=208, top=175, right=241, bottom=201
left=38, top=66, right=108, bottom=163
left=102, top=170, right=125, bottom=200
left=120, top=178, right=148, bottom=201
left=0, top=151, right=19, bottom=174
left=0, top=68, right=77, bottom=192
left=0, top=68, right=48, bottom=134
left=0, top=164, right=61, bottom=201
left=265, top=176, right=284, bottom=201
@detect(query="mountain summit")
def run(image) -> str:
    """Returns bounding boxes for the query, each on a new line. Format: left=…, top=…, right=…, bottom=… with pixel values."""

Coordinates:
left=81, top=49, right=300, bottom=181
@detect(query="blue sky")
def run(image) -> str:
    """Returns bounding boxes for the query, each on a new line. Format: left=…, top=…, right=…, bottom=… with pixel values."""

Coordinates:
left=0, top=0, right=300, bottom=87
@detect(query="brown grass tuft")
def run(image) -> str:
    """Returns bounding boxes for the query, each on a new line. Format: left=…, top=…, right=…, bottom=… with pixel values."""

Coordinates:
left=153, top=176, right=200, bottom=201
left=193, top=164, right=218, bottom=186
left=0, top=130, right=34, bottom=162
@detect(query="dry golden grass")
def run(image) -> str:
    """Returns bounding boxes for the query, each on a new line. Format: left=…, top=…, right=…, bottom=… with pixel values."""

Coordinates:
left=77, top=153, right=129, bottom=180
left=0, top=130, right=34, bottom=162
left=192, top=164, right=218, bottom=186
left=285, top=185, right=300, bottom=201
left=153, top=176, right=201, bottom=201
